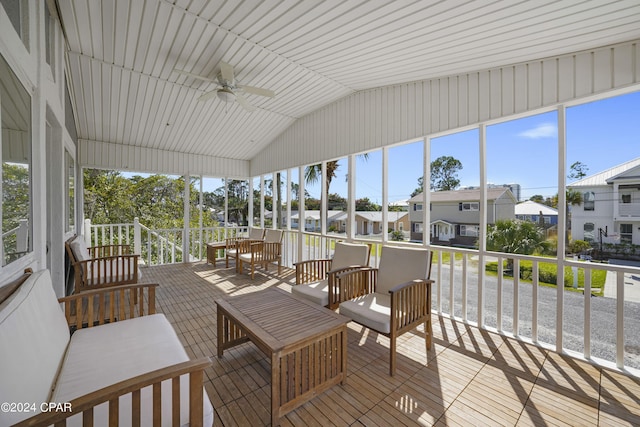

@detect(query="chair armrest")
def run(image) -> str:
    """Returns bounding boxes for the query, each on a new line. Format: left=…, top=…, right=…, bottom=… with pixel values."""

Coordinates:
left=338, top=267, right=378, bottom=302
left=58, top=283, right=159, bottom=331
left=326, top=265, right=369, bottom=310
left=294, top=259, right=332, bottom=284
left=388, top=279, right=433, bottom=333
left=13, top=357, right=212, bottom=427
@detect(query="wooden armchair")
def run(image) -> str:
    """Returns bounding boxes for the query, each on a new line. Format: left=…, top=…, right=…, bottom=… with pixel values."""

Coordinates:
left=65, top=235, right=141, bottom=294
left=338, top=245, right=433, bottom=376
left=225, top=227, right=265, bottom=268
left=237, top=229, right=284, bottom=279
left=292, top=241, right=371, bottom=310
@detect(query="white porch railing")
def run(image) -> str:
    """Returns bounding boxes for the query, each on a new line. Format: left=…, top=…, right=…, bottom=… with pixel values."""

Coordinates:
left=83, top=218, right=248, bottom=266
left=81, top=220, right=640, bottom=374
left=2, top=219, right=29, bottom=264
left=618, top=202, right=640, bottom=217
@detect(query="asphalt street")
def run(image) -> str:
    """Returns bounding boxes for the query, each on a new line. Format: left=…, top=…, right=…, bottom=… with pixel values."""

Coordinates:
left=432, top=264, right=640, bottom=370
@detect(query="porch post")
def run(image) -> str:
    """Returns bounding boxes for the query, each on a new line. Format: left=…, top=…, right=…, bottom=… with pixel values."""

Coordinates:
left=321, top=161, right=327, bottom=236
left=260, top=175, right=265, bottom=228
left=248, top=178, right=254, bottom=228
left=423, top=138, right=430, bottom=247
left=347, top=154, right=356, bottom=241
left=382, top=147, right=389, bottom=243
left=133, top=217, right=141, bottom=255
left=556, top=105, right=567, bottom=353
left=224, top=177, right=229, bottom=233
left=272, top=173, right=278, bottom=229
left=84, top=218, right=92, bottom=245
left=183, top=174, right=190, bottom=263
left=478, top=125, right=487, bottom=327
left=298, top=166, right=305, bottom=262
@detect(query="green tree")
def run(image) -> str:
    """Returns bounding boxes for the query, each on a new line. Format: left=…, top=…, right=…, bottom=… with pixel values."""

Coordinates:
left=486, top=219, right=546, bottom=270
left=412, top=156, right=464, bottom=195
left=431, top=156, right=462, bottom=191
left=83, top=169, right=134, bottom=224
left=568, top=161, right=589, bottom=181
left=529, top=194, right=545, bottom=203
left=355, top=197, right=381, bottom=211
left=2, top=163, right=30, bottom=258
left=411, top=176, right=424, bottom=197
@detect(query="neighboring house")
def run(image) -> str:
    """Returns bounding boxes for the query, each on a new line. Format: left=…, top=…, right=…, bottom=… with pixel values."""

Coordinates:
left=353, top=211, right=409, bottom=235
left=568, top=157, right=640, bottom=246
left=290, top=210, right=345, bottom=231
left=515, top=200, right=558, bottom=226
left=409, top=188, right=517, bottom=245
left=286, top=210, right=409, bottom=235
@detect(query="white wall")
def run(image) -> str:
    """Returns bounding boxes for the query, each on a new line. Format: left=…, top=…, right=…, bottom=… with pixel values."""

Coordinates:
left=0, top=2, right=76, bottom=297
left=251, top=40, right=640, bottom=176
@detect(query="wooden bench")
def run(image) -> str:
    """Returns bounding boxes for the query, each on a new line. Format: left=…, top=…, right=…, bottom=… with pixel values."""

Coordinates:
left=0, top=269, right=214, bottom=426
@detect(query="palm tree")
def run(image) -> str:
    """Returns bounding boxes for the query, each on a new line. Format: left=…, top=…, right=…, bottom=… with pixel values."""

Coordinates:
left=486, top=219, right=545, bottom=271
left=304, top=155, right=367, bottom=231
left=553, top=189, right=583, bottom=247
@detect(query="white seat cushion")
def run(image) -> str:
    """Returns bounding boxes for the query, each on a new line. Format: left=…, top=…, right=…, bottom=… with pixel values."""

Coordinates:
left=53, top=314, right=214, bottom=427
left=339, top=292, right=391, bottom=334
left=291, top=279, right=329, bottom=306
left=238, top=253, right=253, bottom=263
left=0, top=270, right=70, bottom=426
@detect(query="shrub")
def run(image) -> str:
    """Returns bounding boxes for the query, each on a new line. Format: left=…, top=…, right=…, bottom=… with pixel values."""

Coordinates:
left=390, top=230, right=404, bottom=241
left=569, top=239, right=591, bottom=254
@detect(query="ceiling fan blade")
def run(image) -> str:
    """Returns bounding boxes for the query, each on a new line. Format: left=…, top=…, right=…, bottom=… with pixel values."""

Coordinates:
left=236, top=93, right=256, bottom=112
left=238, top=85, right=275, bottom=98
left=174, top=69, right=217, bottom=83
left=220, top=61, right=234, bottom=83
left=197, top=89, right=219, bottom=102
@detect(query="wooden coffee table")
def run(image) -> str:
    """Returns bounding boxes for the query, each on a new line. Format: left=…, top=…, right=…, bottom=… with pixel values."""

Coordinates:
left=216, top=288, right=350, bottom=426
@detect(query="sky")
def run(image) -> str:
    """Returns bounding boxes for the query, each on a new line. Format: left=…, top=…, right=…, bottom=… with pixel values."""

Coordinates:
left=303, top=90, right=640, bottom=204
left=124, top=90, right=640, bottom=204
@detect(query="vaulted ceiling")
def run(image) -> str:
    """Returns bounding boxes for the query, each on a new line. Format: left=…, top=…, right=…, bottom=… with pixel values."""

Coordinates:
left=58, top=0, right=640, bottom=163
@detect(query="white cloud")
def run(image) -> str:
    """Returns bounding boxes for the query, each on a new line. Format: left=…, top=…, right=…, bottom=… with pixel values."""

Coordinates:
left=518, top=123, right=557, bottom=139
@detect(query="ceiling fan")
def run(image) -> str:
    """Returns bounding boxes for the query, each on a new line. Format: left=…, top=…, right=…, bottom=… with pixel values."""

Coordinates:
left=174, top=62, right=275, bottom=111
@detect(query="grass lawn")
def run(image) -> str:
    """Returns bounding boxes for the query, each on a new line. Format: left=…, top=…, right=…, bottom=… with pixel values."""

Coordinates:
left=485, top=259, right=607, bottom=296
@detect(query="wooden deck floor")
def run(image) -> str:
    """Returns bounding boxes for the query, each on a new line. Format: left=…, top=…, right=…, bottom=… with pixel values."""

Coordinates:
left=142, top=262, right=640, bottom=426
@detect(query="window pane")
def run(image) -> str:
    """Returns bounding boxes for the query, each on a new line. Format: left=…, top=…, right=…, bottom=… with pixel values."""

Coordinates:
left=1, top=52, right=32, bottom=266
left=487, top=111, right=558, bottom=341
left=355, top=150, right=382, bottom=239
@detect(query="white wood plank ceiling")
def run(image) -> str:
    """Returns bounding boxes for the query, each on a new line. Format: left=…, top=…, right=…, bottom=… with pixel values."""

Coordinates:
left=58, top=0, right=640, bottom=163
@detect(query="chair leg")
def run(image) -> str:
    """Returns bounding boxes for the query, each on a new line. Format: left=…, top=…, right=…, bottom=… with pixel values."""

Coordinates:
left=251, top=263, right=255, bottom=280
left=426, top=316, right=433, bottom=350
left=389, top=335, right=396, bottom=376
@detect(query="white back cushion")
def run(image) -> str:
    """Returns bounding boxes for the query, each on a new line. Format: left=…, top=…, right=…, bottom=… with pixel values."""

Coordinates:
left=70, top=236, right=91, bottom=262
left=248, top=228, right=264, bottom=240
left=0, top=270, right=70, bottom=425
left=265, top=229, right=283, bottom=243
left=331, top=242, right=370, bottom=271
left=376, top=246, right=430, bottom=294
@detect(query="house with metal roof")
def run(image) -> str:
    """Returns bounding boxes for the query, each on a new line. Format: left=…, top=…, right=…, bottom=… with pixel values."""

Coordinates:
left=569, top=157, right=640, bottom=245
